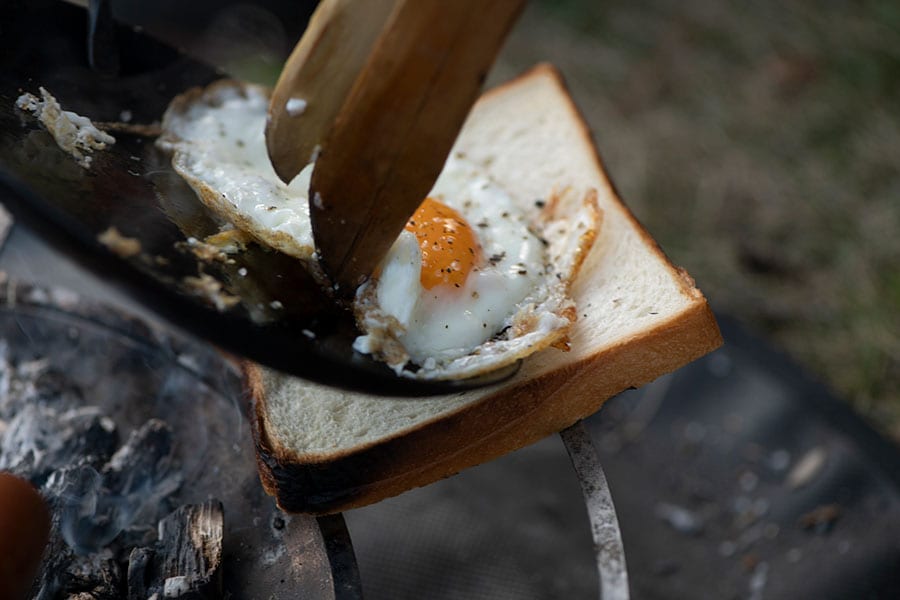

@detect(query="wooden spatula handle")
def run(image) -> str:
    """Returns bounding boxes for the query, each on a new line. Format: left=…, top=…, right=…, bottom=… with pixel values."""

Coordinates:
left=266, top=0, right=396, bottom=184
left=311, top=0, right=525, bottom=291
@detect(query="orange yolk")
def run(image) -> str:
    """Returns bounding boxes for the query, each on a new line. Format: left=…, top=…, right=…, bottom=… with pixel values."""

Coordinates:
left=405, top=197, right=482, bottom=290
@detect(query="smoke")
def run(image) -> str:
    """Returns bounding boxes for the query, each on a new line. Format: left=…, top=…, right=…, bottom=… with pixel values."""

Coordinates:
left=49, top=420, right=183, bottom=556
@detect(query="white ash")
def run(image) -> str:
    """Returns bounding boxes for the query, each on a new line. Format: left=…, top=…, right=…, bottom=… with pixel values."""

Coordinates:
left=163, top=575, right=191, bottom=596
left=0, top=343, right=80, bottom=420
left=0, top=405, right=118, bottom=485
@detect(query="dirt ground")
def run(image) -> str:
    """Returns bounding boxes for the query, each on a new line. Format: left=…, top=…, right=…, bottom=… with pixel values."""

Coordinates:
left=493, top=0, right=900, bottom=439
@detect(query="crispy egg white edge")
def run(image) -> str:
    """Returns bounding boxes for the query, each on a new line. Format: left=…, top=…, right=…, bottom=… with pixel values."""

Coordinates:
left=157, top=81, right=319, bottom=268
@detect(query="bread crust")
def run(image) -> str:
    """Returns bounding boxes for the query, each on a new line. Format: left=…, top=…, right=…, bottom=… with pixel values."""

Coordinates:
left=246, top=301, right=719, bottom=514
left=244, top=64, right=723, bottom=515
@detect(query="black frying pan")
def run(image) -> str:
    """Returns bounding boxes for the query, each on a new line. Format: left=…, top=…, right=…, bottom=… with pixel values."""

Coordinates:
left=0, top=0, right=518, bottom=395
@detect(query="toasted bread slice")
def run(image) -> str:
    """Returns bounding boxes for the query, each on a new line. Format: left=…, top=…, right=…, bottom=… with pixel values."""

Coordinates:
left=244, top=64, right=722, bottom=515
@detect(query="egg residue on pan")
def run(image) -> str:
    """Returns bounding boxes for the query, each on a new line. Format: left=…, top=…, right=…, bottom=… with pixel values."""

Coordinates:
left=157, top=80, right=602, bottom=380
left=16, top=87, right=116, bottom=169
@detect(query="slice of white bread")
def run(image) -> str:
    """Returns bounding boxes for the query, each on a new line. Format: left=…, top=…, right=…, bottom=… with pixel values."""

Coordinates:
left=244, top=64, right=722, bottom=515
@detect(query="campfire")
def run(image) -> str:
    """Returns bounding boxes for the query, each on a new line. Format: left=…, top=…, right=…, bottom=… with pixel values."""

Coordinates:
left=0, top=332, right=222, bottom=597
left=0, top=280, right=350, bottom=599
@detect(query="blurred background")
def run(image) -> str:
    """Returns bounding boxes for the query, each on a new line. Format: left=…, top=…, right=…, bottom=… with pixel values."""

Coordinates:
left=499, top=0, right=900, bottom=440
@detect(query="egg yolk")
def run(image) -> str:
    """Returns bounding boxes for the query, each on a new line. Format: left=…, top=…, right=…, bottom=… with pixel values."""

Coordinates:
left=405, top=197, right=482, bottom=290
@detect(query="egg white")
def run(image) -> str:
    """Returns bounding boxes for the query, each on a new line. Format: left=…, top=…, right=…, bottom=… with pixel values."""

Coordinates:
left=158, top=82, right=318, bottom=266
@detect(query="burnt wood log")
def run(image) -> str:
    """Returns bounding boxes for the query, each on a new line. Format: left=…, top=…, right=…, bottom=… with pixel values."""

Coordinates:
left=127, top=500, right=224, bottom=600
left=30, top=418, right=184, bottom=597
left=125, top=547, right=154, bottom=600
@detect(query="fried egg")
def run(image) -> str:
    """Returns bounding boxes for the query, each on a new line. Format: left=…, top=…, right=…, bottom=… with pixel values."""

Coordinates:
left=158, top=80, right=601, bottom=380
left=353, top=154, right=601, bottom=379
left=157, top=81, right=318, bottom=270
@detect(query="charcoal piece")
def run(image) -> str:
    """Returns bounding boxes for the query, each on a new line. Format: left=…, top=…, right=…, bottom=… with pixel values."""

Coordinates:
left=126, top=501, right=224, bottom=600
left=53, top=465, right=123, bottom=555
left=33, top=476, right=79, bottom=600
left=0, top=405, right=118, bottom=485
left=33, top=532, right=71, bottom=600
left=102, top=419, right=183, bottom=534
left=159, top=501, right=224, bottom=598
left=103, top=418, right=178, bottom=492
left=47, top=408, right=118, bottom=472
left=126, top=547, right=154, bottom=600
left=33, top=540, right=122, bottom=600
left=62, top=550, right=123, bottom=600
left=45, top=420, right=181, bottom=555
left=30, top=366, right=85, bottom=407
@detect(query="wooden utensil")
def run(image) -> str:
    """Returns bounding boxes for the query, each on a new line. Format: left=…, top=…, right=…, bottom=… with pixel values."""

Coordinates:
left=265, top=0, right=395, bottom=184
left=266, top=0, right=525, bottom=292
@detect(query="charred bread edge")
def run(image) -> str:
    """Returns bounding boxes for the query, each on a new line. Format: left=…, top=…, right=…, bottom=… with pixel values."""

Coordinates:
left=246, top=302, right=718, bottom=515
left=244, top=64, right=723, bottom=515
